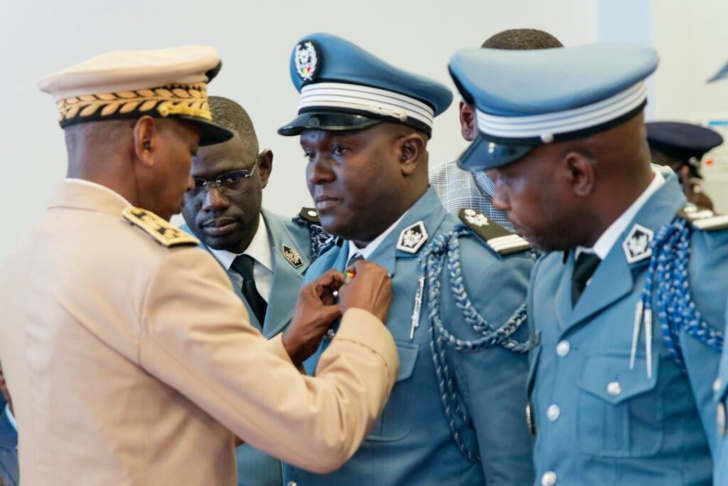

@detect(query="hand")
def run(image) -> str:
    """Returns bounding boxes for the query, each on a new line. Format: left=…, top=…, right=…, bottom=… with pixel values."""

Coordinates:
left=0, top=370, right=12, bottom=415
left=679, top=166, right=715, bottom=211
left=337, top=260, right=392, bottom=323
left=283, top=270, right=344, bottom=366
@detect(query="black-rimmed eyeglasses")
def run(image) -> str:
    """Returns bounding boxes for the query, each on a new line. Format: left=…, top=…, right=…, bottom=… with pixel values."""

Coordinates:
left=187, top=158, right=258, bottom=198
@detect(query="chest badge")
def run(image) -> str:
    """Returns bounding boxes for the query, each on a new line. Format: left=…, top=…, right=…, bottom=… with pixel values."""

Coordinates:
left=294, top=41, right=320, bottom=83
left=282, top=244, right=303, bottom=268
left=622, top=224, right=654, bottom=264
left=396, top=221, right=428, bottom=254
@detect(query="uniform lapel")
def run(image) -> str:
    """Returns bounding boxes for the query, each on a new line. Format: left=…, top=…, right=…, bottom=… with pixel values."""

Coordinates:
left=261, top=210, right=310, bottom=338
left=377, top=188, right=449, bottom=272
left=559, top=175, right=686, bottom=334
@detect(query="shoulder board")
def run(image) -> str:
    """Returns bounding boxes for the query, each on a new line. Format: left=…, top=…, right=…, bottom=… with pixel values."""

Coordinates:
left=122, top=207, right=200, bottom=247
left=298, top=207, right=321, bottom=224
left=458, top=208, right=530, bottom=255
left=677, top=205, right=728, bottom=232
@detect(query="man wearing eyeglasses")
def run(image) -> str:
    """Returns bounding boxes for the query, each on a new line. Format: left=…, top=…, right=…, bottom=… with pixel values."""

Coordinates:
left=181, top=96, right=329, bottom=486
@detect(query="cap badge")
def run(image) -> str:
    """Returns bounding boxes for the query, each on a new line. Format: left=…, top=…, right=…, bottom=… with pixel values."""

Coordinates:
left=396, top=221, right=428, bottom=254
left=462, top=208, right=489, bottom=227
left=622, top=224, right=654, bottom=264
left=282, top=244, right=304, bottom=268
left=295, top=41, right=320, bottom=83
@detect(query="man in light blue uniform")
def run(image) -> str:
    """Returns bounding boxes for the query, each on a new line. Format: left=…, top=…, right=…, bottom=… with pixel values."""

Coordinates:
left=450, top=43, right=728, bottom=485
left=706, top=62, right=728, bottom=485
left=181, top=96, right=329, bottom=486
left=278, top=33, right=535, bottom=485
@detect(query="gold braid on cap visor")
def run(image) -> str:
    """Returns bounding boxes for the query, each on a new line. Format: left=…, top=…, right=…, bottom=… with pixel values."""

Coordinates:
left=56, top=82, right=212, bottom=125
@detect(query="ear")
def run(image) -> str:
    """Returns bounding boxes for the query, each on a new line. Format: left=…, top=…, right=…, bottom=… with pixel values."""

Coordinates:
left=459, top=101, right=476, bottom=142
left=563, top=151, right=595, bottom=197
left=258, top=149, right=273, bottom=189
left=398, top=133, right=426, bottom=177
left=132, top=116, right=157, bottom=168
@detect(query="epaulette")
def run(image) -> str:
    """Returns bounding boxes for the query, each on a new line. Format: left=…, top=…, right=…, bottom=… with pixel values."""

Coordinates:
left=297, top=207, right=321, bottom=225
left=292, top=207, right=332, bottom=262
left=458, top=208, right=530, bottom=255
left=122, top=207, right=200, bottom=247
left=677, top=205, right=728, bottom=231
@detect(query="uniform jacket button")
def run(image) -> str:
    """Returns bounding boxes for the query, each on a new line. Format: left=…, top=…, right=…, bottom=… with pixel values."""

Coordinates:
left=541, top=471, right=557, bottom=486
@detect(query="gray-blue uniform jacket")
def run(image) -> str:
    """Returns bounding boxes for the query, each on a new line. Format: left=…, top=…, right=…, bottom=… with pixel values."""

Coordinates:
left=284, top=188, right=535, bottom=485
left=0, top=394, right=18, bottom=486
left=529, top=174, right=728, bottom=486
left=184, top=207, right=325, bottom=486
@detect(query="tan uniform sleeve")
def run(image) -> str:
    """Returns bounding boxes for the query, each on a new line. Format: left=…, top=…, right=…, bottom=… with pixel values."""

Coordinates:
left=138, top=248, right=399, bottom=473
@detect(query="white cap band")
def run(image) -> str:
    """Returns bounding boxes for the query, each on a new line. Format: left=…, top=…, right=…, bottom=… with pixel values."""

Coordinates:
left=475, top=82, right=647, bottom=142
left=298, top=82, right=435, bottom=130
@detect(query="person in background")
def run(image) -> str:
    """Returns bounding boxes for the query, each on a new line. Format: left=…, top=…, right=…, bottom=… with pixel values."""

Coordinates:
left=450, top=41, right=728, bottom=485
left=0, top=45, right=399, bottom=486
left=646, top=120, right=723, bottom=211
left=181, top=95, right=330, bottom=486
left=280, top=32, right=535, bottom=486
left=429, top=28, right=563, bottom=231
left=704, top=57, right=728, bottom=485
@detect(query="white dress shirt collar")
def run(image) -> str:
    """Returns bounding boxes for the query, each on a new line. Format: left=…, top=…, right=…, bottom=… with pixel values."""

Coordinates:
left=578, top=168, right=665, bottom=260
left=348, top=212, right=407, bottom=261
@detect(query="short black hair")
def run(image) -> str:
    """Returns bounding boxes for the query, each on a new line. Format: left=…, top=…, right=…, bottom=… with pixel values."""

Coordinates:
left=482, top=28, right=563, bottom=50
left=208, top=96, right=259, bottom=153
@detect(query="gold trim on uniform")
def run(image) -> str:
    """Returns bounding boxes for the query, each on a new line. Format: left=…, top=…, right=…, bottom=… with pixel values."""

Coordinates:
left=122, top=207, right=200, bottom=248
left=56, top=83, right=212, bottom=123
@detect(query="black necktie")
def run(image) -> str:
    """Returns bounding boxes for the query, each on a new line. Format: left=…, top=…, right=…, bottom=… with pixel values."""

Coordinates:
left=346, top=253, right=364, bottom=269
left=231, top=255, right=267, bottom=323
left=571, top=252, right=601, bottom=306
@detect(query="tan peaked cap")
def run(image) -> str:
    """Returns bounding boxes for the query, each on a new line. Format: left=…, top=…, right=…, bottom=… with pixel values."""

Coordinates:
left=38, top=45, right=232, bottom=145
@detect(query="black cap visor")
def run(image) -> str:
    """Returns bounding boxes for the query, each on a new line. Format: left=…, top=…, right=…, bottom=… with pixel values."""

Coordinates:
left=180, top=116, right=234, bottom=146
left=278, top=112, right=382, bottom=136
left=457, top=136, right=534, bottom=172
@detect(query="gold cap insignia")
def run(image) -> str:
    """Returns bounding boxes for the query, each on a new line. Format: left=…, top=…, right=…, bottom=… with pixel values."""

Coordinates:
left=122, top=207, right=199, bottom=247
left=282, top=244, right=303, bottom=268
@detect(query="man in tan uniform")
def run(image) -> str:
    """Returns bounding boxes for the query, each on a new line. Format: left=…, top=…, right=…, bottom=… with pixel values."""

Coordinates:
left=0, top=46, right=399, bottom=485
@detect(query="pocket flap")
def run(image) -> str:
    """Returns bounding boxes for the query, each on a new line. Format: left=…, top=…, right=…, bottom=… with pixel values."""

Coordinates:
left=577, top=353, right=658, bottom=405
left=395, top=341, right=419, bottom=382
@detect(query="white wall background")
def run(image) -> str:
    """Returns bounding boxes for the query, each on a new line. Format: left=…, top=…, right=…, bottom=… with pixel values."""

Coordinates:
left=651, top=0, right=728, bottom=212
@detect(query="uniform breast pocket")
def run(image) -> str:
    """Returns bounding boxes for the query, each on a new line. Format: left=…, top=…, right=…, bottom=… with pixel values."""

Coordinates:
left=576, top=352, right=662, bottom=457
left=366, top=342, right=419, bottom=442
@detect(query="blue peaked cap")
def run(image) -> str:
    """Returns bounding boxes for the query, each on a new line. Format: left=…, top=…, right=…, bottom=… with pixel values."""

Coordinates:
left=646, top=121, right=723, bottom=178
left=449, top=42, right=659, bottom=170
left=278, top=32, right=453, bottom=138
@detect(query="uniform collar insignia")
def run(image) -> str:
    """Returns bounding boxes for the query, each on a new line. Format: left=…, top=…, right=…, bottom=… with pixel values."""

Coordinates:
left=462, top=208, right=489, bottom=227
left=122, top=207, right=199, bottom=248
left=622, top=223, right=654, bottom=264
left=396, top=221, right=428, bottom=254
left=294, top=40, right=320, bottom=84
left=282, top=243, right=303, bottom=268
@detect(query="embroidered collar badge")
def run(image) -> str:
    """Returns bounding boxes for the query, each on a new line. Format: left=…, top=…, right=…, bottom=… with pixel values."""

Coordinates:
left=396, top=221, right=428, bottom=254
